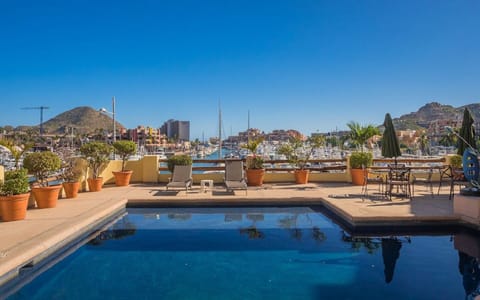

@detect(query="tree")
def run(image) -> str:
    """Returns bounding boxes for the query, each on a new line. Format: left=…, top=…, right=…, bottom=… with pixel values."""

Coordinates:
left=325, top=136, right=339, bottom=147
left=418, top=134, right=430, bottom=155
left=439, top=128, right=458, bottom=147
left=347, top=121, right=380, bottom=152
left=277, top=135, right=325, bottom=170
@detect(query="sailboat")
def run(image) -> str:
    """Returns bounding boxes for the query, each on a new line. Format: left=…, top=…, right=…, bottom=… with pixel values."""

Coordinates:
left=218, top=104, right=222, bottom=159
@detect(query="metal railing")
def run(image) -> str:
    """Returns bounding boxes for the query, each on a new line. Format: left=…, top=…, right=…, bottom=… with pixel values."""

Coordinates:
left=159, top=158, right=348, bottom=173
left=159, top=156, right=447, bottom=174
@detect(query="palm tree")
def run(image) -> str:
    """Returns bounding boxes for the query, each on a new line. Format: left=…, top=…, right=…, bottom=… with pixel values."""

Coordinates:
left=418, top=134, right=430, bottom=156
left=347, top=121, right=380, bottom=152
left=439, top=128, right=458, bottom=147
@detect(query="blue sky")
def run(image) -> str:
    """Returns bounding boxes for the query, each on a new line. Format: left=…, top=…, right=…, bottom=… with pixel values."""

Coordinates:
left=1, top=0, right=479, bottom=140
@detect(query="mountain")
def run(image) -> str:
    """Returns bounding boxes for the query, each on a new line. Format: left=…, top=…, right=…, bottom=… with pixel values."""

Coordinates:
left=40, top=106, right=124, bottom=135
left=9, top=102, right=480, bottom=135
left=393, top=102, right=480, bottom=130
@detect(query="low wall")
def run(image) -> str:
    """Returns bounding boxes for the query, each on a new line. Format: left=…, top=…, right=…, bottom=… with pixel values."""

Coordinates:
left=0, top=155, right=447, bottom=189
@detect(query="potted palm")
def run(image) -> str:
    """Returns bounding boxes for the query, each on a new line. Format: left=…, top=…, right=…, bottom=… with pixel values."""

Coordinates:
left=349, top=152, right=374, bottom=185
left=112, top=141, right=137, bottom=186
left=80, top=142, right=112, bottom=192
left=0, top=168, right=30, bottom=221
left=241, top=137, right=265, bottom=186
left=278, top=135, right=325, bottom=184
left=23, top=151, right=62, bottom=208
left=347, top=121, right=380, bottom=185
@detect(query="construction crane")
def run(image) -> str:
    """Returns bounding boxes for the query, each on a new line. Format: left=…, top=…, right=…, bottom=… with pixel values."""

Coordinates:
left=21, top=106, right=50, bottom=136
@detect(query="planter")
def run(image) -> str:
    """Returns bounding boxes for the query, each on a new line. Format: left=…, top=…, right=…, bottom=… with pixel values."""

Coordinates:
left=351, top=168, right=367, bottom=185
left=246, top=169, right=265, bottom=186
left=454, top=194, right=480, bottom=224
left=0, top=192, right=30, bottom=222
left=112, top=170, right=133, bottom=187
left=32, top=185, right=61, bottom=209
left=294, top=169, right=309, bottom=184
left=88, top=178, right=103, bottom=192
left=63, top=181, right=80, bottom=199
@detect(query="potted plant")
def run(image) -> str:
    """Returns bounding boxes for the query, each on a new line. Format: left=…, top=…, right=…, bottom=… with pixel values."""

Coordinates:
left=277, top=135, right=325, bottom=184
left=23, top=151, right=62, bottom=208
left=449, top=154, right=464, bottom=181
left=60, top=156, right=84, bottom=198
left=80, top=142, right=112, bottom=192
left=167, top=154, right=193, bottom=173
left=347, top=122, right=379, bottom=185
left=349, top=151, right=374, bottom=185
left=450, top=154, right=462, bottom=169
left=0, top=168, right=30, bottom=221
left=112, top=140, right=137, bottom=186
left=241, top=137, right=265, bottom=186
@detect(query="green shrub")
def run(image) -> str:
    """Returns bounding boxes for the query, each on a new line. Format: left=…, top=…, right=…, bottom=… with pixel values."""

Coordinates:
left=167, top=155, right=193, bottom=173
left=23, top=151, right=62, bottom=187
left=113, top=140, right=137, bottom=171
left=450, top=154, right=462, bottom=169
left=349, top=152, right=373, bottom=169
left=247, top=156, right=264, bottom=169
left=0, top=168, right=30, bottom=196
left=61, top=157, right=85, bottom=182
left=80, top=142, right=112, bottom=179
left=277, top=135, right=325, bottom=170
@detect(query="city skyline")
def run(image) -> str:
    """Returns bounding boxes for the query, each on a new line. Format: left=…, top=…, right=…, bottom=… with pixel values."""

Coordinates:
left=1, top=1, right=479, bottom=140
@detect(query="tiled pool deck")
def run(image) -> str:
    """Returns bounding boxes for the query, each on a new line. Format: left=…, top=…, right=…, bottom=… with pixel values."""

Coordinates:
left=0, top=182, right=464, bottom=284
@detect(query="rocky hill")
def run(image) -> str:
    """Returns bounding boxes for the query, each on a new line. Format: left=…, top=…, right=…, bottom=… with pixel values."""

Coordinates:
left=40, top=106, right=124, bottom=135
left=8, top=102, right=480, bottom=135
left=393, top=102, right=480, bottom=130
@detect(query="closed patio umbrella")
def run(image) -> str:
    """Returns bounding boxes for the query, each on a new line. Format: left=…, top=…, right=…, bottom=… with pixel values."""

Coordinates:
left=457, top=108, right=476, bottom=155
left=381, top=238, right=402, bottom=283
left=381, top=113, right=401, bottom=164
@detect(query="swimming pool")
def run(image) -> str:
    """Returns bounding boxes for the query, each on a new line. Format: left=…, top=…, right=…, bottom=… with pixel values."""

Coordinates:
left=3, top=206, right=479, bottom=299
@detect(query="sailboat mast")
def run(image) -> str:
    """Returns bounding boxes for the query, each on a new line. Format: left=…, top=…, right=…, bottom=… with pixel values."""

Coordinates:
left=218, top=103, right=222, bottom=159
left=247, top=109, right=250, bottom=143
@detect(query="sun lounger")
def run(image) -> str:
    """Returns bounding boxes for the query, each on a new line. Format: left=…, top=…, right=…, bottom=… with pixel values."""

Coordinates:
left=224, top=160, right=247, bottom=195
left=166, top=165, right=193, bottom=191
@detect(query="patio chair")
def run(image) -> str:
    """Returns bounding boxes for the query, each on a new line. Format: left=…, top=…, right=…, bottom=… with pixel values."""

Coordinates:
left=450, top=168, right=468, bottom=200
left=437, top=165, right=452, bottom=195
left=412, top=168, right=434, bottom=198
left=224, top=160, right=247, bottom=195
left=386, top=165, right=411, bottom=201
left=361, top=166, right=384, bottom=200
left=166, top=165, right=193, bottom=192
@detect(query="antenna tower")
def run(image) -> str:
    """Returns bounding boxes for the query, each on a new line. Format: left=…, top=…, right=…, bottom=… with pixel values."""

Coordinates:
left=21, top=106, right=50, bottom=136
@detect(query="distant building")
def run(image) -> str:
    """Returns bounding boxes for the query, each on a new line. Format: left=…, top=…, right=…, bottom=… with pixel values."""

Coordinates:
left=224, top=128, right=304, bottom=144
left=122, top=126, right=167, bottom=152
left=160, top=119, right=190, bottom=141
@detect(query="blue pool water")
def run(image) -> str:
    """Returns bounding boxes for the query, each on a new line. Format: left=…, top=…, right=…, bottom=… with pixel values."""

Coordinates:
left=4, top=207, right=480, bottom=299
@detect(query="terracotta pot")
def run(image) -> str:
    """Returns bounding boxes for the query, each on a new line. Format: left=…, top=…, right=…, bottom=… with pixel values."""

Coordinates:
left=0, top=193, right=30, bottom=222
left=32, top=185, right=61, bottom=209
left=112, top=170, right=133, bottom=187
left=294, top=169, right=309, bottom=184
left=63, top=181, right=80, bottom=198
left=88, top=177, right=103, bottom=192
left=351, top=168, right=367, bottom=185
left=246, top=169, right=265, bottom=186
